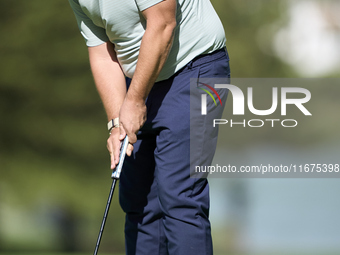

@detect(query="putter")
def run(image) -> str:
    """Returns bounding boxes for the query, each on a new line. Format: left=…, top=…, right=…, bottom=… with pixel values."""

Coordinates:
left=93, top=136, right=129, bottom=255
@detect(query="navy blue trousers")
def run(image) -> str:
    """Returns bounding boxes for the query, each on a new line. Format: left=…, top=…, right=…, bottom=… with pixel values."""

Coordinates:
left=119, top=48, right=230, bottom=255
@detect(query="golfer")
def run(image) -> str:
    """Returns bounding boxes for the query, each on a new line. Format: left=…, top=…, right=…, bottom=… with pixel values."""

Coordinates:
left=69, top=0, right=230, bottom=254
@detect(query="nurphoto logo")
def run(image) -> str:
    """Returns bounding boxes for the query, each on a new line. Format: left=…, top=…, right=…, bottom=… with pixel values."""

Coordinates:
left=199, top=84, right=312, bottom=128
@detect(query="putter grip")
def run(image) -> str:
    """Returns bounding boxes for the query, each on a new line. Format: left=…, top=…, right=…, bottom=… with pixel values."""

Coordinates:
left=111, top=136, right=129, bottom=179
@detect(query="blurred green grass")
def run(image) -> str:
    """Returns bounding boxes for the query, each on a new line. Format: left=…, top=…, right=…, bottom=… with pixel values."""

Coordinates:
left=0, top=253, right=120, bottom=255
left=0, top=253, right=117, bottom=255
left=1, top=253, right=339, bottom=255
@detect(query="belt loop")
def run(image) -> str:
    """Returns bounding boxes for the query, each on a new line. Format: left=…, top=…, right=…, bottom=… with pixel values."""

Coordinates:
left=187, top=60, right=193, bottom=70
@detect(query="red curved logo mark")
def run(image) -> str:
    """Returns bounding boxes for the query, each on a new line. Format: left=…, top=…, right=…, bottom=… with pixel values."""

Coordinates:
left=198, top=82, right=223, bottom=106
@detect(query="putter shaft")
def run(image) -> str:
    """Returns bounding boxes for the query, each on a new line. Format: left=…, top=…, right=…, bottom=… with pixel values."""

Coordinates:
left=93, top=178, right=117, bottom=255
left=93, top=136, right=128, bottom=255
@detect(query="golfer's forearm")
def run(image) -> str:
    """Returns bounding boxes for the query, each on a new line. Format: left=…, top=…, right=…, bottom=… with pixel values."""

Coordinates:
left=92, top=63, right=126, bottom=120
left=127, top=25, right=175, bottom=102
left=88, top=42, right=126, bottom=121
left=127, top=0, right=177, bottom=103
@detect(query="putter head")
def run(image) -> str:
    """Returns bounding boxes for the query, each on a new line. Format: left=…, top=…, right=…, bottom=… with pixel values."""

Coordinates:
left=111, top=136, right=129, bottom=179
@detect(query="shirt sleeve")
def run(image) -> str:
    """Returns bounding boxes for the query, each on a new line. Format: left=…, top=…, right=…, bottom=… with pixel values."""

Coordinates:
left=135, top=0, right=164, bottom=11
left=68, top=0, right=109, bottom=47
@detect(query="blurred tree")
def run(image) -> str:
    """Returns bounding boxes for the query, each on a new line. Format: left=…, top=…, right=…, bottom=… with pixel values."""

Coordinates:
left=0, top=0, right=125, bottom=252
left=212, top=0, right=295, bottom=77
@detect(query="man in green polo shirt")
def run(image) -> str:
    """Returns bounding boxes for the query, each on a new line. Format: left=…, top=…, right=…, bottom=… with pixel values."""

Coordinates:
left=69, top=0, right=230, bottom=254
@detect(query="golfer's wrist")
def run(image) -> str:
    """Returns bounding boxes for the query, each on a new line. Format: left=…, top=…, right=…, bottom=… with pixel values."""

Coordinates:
left=126, top=87, right=147, bottom=103
left=107, top=117, right=119, bottom=133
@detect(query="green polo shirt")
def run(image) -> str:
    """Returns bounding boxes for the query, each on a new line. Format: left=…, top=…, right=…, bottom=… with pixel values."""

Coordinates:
left=69, top=0, right=227, bottom=81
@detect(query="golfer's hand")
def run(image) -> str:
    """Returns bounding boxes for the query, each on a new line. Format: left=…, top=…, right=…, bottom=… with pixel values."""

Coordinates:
left=119, top=94, right=147, bottom=148
left=107, top=128, right=123, bottom=169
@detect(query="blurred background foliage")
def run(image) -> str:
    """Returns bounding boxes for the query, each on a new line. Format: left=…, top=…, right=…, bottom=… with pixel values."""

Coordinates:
left=0, top=0, right=339, bottom=254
